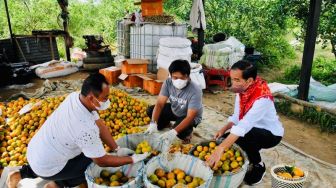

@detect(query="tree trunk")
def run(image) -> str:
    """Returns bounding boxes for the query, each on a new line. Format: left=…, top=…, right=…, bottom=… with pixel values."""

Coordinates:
left=331, top=39, right=336, bottom=59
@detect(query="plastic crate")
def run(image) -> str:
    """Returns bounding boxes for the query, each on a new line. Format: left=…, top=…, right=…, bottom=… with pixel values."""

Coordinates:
left=130, top=23, right=187, bottom=72
left=117, top=20, right=131, bottom=57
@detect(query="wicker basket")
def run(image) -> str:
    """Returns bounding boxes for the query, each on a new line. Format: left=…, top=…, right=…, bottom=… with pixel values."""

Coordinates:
left=271, top=165, right=308, bottom=188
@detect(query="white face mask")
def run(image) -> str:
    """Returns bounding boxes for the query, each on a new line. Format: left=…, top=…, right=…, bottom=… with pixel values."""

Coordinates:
left=172, top=79, right=188, bottom=90
left=93, top=97, right=111, bottom=111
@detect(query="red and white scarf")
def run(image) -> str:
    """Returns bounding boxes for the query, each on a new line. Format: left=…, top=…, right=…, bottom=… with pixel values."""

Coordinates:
left=239, top=77, right=273, bottom=120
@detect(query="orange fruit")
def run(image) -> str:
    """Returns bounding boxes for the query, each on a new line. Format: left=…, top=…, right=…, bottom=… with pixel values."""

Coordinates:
left=176, top=171, right=186, bottom=180
left=209, top=142, right=216, bottom=148
left=280, top=172, right=293, bottom=179
left=293, top=167, right=304, bottom=177
left=155, top=168, right=166, bottom=178
left=167, top=172, right=175, bottom=180
left=196, top=146, right=203, bottom=152
left=203, top=146, right=209, bottom=152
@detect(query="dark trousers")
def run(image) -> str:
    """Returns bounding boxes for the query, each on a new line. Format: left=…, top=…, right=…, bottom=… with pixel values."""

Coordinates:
left=147, top=104, right=198, bottom=139
left=20, top=153, right=92, bottom=187
left=222, top=128, right=282, bottom=165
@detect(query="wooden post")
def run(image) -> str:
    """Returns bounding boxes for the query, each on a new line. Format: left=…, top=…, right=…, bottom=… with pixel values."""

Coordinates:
left=197, top=0, right=205, bottom=60
left=298, top=0, right=322, bottom=101
left=58, top=0, right=71, bottom=61
left=4, top=0, right=13, bottom=43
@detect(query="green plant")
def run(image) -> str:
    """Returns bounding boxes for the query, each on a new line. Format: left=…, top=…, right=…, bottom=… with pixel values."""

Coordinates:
left=275, top=100, right=336, bottom=133
left=311, top=57, right=336, bottom=85
left=277, top=57, right=336, bottom=85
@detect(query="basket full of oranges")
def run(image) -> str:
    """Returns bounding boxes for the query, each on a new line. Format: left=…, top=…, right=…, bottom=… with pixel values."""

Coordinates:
left=271, top=165, right=308, bottom=188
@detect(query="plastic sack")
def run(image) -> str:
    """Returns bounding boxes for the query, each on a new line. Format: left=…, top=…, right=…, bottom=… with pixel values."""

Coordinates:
left=143, top=153, right=213, bottom=188
left=190, top=63, right=206, bottom=89
left=157, top=53, right=191, bottom=70
left=85, top=161, right=144, bottom=188
left=200, top=37, right=245, bottom=69
left=159, top=37, right=191, bottom=48
left=33, top=60, right=79, bottom=79
left=158, top=46, right=192, bottom=57
left=71, top=47, right=87, bottom=61
left=209, top=144, right=249, bottom=188
left=116, top=133, right=170, bottom=153
left=309, top=77, right=336, bottom=102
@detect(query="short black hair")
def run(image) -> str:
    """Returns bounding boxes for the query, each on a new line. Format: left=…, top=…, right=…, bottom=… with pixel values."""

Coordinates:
left=231, top=60, right=257, bottom=80
left=81, top=73, right=108, bottom=97
left=213, top=32, right=226, bottom=43
left=168, top=59, right=191, bottom=76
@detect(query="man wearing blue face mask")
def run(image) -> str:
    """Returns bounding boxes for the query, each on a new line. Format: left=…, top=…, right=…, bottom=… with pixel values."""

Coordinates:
left=145, top=60, right=203, bottom=145
left=7, top=73, right=150, bottom=188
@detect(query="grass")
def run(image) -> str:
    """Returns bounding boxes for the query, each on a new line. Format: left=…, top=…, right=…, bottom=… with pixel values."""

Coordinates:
left=262, top=35, right=335, bottom=84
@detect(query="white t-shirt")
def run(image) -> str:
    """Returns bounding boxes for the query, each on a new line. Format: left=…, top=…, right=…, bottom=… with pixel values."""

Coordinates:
left=229, top=94, right=284, bottom=137
left=27, top=92, right=106, bottom=177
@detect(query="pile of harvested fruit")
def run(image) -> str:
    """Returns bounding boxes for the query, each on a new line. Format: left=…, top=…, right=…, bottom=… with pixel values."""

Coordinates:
left=0, top=89, right=150, bottom=170
left=169, top=143, right=194, bottom=154
left=148, top=168, right=205, bottom=188
left=0, top=96, right=65, bottom=168
left=94, top=169, right=134, bottom=186
left=98, top=89, right=150, bottom=144
left=276, top=166, right=305, bottom=180
left=191, top=141, right=245, bottom=175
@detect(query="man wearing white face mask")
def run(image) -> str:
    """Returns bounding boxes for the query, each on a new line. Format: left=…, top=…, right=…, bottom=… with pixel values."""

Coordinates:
left=206, top=60, right=283, bottom=186
left=7, top=73, right=150, bottom=188
left=145, top=60, right=203, bottom=145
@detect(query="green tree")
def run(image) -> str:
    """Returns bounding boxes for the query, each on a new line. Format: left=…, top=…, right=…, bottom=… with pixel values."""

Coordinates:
left=283, top=0, right=336, bottom=58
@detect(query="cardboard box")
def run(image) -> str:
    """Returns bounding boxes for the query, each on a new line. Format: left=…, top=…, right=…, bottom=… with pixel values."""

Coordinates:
left=138, top=74, right=164, bottom=95
left=121, top=59, right=149, bottom=74
left=99, top=66, right=121, bottom=84
left=119, top=74, right=143, bottom=88
left=141, top=0, right=163, bottom=16
left=157, top=67, right=169, bottom=81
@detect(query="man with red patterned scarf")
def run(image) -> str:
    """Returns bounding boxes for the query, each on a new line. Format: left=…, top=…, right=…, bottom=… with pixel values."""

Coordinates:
left=206, top=60, right=284, bottom=185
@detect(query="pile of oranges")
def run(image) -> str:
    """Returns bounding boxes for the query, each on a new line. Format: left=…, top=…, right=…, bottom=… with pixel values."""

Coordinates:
left=0, top=89, right=150, bottom=170
left=149, top=168, right=205, bottom=188
left=0, top=96, right=65, bottom=168
left=191, top=142, right=245, bottom=175
left=98, top=89, right=150, bottom=152
left=276, top=166, right=305, bottom=180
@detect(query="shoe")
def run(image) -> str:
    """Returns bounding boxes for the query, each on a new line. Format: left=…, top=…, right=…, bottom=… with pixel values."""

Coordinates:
left=244, top=162, right=266, bottom=185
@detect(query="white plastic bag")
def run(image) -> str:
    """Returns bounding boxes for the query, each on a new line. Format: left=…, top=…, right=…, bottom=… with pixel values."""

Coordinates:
left=33, top=60, right=79, bottom=79
left=85, top=161, right=144, bottom=188
left=309, top=77, right=336, bottom=102
left=190, top=63, right=206, bottom=89
left=157, top=53, right=191, bottom=70
left=116, top=133, right=170, bottom=153
left=143, top=153, right=213, bottom=188
left=159, top=37, right=191, bottom=48
left=158, top=46, right=192, bottom=57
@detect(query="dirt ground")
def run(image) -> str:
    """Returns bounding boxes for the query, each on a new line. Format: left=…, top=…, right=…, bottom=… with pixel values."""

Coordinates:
left=0, top=72, right=335, bottom=165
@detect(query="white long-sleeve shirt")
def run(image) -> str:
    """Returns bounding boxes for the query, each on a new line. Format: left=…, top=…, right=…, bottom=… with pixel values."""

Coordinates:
left=229, top=94, right=284, bottom=137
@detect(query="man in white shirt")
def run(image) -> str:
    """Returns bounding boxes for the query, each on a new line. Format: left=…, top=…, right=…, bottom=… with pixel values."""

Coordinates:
left=206, top=60, right=284, bottom=185
left=7, top=73, right=149, bottom=188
